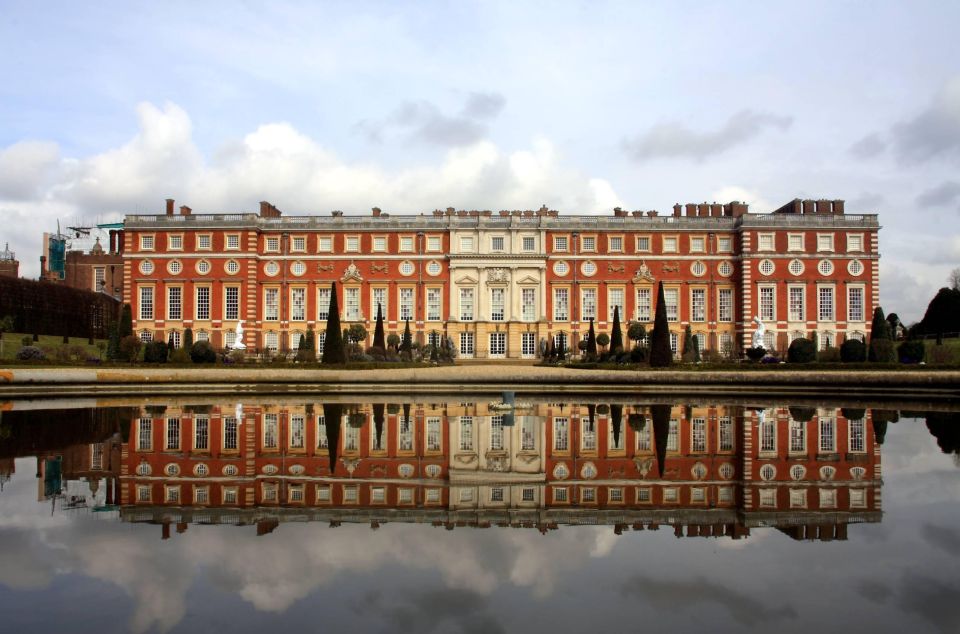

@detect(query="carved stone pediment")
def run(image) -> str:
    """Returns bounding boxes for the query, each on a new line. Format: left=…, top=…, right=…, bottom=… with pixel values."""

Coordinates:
left=632, top=261, right=655, bottom=283
left=634, top=457, right=655, bottom=477
left=341, top=262, right=363, bottom=282
left=516, top=274, right=540, bottom=285
left=486, top=268, right=510, bottom=283
left=515, top=451, right=540, bottom=465
left=454, top=453, right=478, bottom=465
left=455, top=274, right=478, bottom=285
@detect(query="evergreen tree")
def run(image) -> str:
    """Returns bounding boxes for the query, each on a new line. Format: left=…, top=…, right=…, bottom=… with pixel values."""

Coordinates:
left=649, top=282, right=673, bottom=367
left=587, top=318, right=598, bottom=358
left=868, top=306, right=896, bottom=362
left=183, top=327, right=194, bottom=349
left=400, top=318, right=412, bottom=353
left=321, top=282, right=346, bottom=364
left=610, top=306, right=623, bottom=353
left=372, top=302, right=386, bottom=349
left=303, top=328, right=316, bottom=361
left=118, top=303, right=133, bottom=338
left=682, top=325, right=695, bottom=362
left=106, top=322, right=120, bottom=361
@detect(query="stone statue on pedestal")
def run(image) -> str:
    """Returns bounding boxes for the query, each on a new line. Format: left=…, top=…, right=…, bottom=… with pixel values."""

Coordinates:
left=232, top=321, right=247, bottom=350
left=752, top=316, right=765, bottom=349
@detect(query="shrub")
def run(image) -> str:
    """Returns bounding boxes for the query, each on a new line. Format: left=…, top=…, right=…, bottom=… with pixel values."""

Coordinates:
left=789, top=407, right=817, bottom=422
left=840, top=339, right=866, bottom=362
left=596, top=333, right=610, bottom=349
left=119, top=335, right=142, bottom=362
left=190, top=340, right=217, bottom=364
left=387, top=333, right=400, bottom=350
left=169, top=348, right=191, bottom=364
left=787, top=338, right=816, bottom=363
left=630, top=345, right=648, bottom=363
left=897, top=340, right=925, bottom=364
left=928, top=344, right=957, bottom=365
left=869, top=339, right=896, bottom=364
left=228, top=349, right=246, bottom=364
left=818, top=346, right=841, bottom=363
left=143, top=340, right=169, bottom=363
left=21, top=336, right=32, bottom=347
left=745, top=346, right=766, bottom=362
left=16, top=345, right=45, bottom=361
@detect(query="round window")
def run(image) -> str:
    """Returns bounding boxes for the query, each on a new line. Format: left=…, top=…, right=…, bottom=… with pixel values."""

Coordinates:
left=426, top=261, right=442, bottom=276
left=264, top=261, right=280, bottom=277
left=580, top=261, right=597, bottom=276
left=850, top=466, right=866, bottom=480
left=553, top=261, right=570, bottom=276
left=225, top=260, right=240, bottom=275
left=195, top=260, right=211, bottom=275
left=139, top=260, right=154, bottom=275
left=193, top=463, right=209, bottom=477
left=553, top=462, right=570, bottom=479
left=758, top=259, right=775, bottom=276
left=222, top=465, right=239, bottom=477
left=167, top=260, right=182, bottom=275
left=289, top=464, right=305, bottom=475
left=847, top=259, right=864, bottom=276
left=580, top=462, right=597, bottom=479
left=820, top=466, right=837, bottom=480
left=691, top=261, right=706, bottom=277
left=717, top=261, right=733, bottom=277
left=790, top=465, right=806, bottom=481
left=718, top=463, right=735, bottom=480
left=759, top=464, right=776, bottom=481
left=399, top=261, right=415, bottom=276
left=398, top=464, right=415, bottom=478
left=425, top=464, right=442, bottom=478
left=691, top=462, right=708, bottom=480
left=262, top=464, right=278, bottom=475
left=164, top=463, right=180, bottom=476
left=136, top=462, right=152, bottom=476
left=291, top=261, right=306, bottom=276
left=788, top=259, right=805, bottom=276
left=818, top=260, right=834, bottom=276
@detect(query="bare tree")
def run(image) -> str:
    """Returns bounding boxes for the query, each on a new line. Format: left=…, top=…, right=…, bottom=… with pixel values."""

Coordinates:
left=950, top=267, right=960, bottom=291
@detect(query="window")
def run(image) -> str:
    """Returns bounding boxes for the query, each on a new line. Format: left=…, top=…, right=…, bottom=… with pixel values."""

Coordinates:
left=400, top=288, right=414, bottom=321
left=553, top=487, right=569, bottom=503
left=608, top=288, right=624, bottom=322
left=372, top=288, right=387, bottom=321
left=850, top=489, right=867, bottom=508
left=290, top=261, right=306, bottom=277
left=264, top=288, right=279, bottom=321
left=290, top=236, right=306, bottom=252
left=789, top=420, right=806, bottom=453
left=317, top=332, right=325, bottom=355
left=427, top=288, right=441, bottom=321
left=663, top=288, right=678, bottom=322
left=343, top=486, right=358, bottom=504
left=137, top=418, right=152, bottom=450
left=719, top=417, right=734, bottom=451
left=139, top=260, right=154, bottom=275
left=789, top=259, right=805, bottom=276
left=818, top=286, right=835, bottom=321
left=518, top=332, right=536, bottom=358
left=554, top=417, right=569, bottom=451
left=662, top=236, right=677, bottom=253
left=581, top=236, right=596, bottom=251
left=399, top=236, right=414, bottom=252
left=373, top=236, right=387, bottom=252
left=670, top=332, right=679, bottom=357
left=224, top=417, right=238, bottom=450
left=490, top=288, right=505, bottom=321
left=691, top=418, right=706, bottom=452
left=399, top=415, right=413, bottom=451
left=663, top=487, right=679, bottom=503
left=759, top=259, right=775, bottom=276
left=717, top=288, right=733, bottom=322
left=788, top=286, right=805, bottom=322
left=225, top=234, right=240, bottom=250
left=264, top=261, right=279, bottom=277
left=757, top=233, right=774, bottom=251
left=139, top=235, right=154, bottom=250
left=847, top=233, right=864, bottom=252
left=344, top=425, right=359, bottom=452
left=790, top=489, right=807, bottom=509
left=167, top=234, right=182, bottom=251
left=93, top=267, right=106, bottom=292
left=758, top=489, right=776, bottom=507
left=426, top=261, right=442, bottom=276
left=263, top=414, right=278, bottom=449
left=139, top=330, right=153, bottom=343
left=165, top=485, right=180, bottom=503
left=522, top=236, right=535, bottom=251
left=521, top=288, right=537, bottom=321
left=460, top=236, right=474, bottom=252
left=459, top=288, right=474, bottom=321
left=459, top=416, right=474, bottom=451
left=263, top=331, right=277, bottom=351
left=345, top=287, right=360, bottom=321
left=166, top=287, right=182, bottom=321
left=580, top=488, right=596, bottom=503
left=194, top=416, right=209, bottom=450
left=166, top=418, right=180, bottom=450
left=691, top=261, right=706, bottom=277
left=139, top=287, right=154, bottom=320
left=491, top=236, right=505, bottom=252
left=554, top=236, right=568, bottom=251
left=690, top=288, right=705, bottom=322
left=636, top=236, right=651, bottom=251
left=760, top=418, right=776, bottom=453
left=636, top=288, right=652, bottom=321
left=225, top=260, right=240, bottom=275
left=637, top=487, right=652, bottom=503
left=225, top=287, right=239, bottom=321
left=316, top=416, right=328, bottom=449
left=581, top=418, right=596, bottom=451
left=290, top=415, right=305, bottom=449
left=427, top=236, right=442, bottom=251
left=317, top=287, right=330, bottom=321
left=195, top=234, right=211, bottom=250
left=581, top=288, right=596, bottom=321
left=759, top=286, right=775, bottom=321
left=848, top=287, right=864, bottom=322
left=195, top=287, right=210, bottom=321
left=690, top=236, right=705, bottom=253
left=553, top=288, right=569, bottom=321
left=318, top=236, right=332, bottom=252
left=819, top=417, right=836, bottom=452
left=718, top=236, right=732, bottom=252
left=667, top=419, right=679, bottom=451
left=719, top=332, right=733, bottom=355
left=489, top=332, right=506, bottom=357
left=490, top=415, right=504, bottom=450
left=521, top=417, right=536, bottom=450
left=460, top=332, right=475, bottom=356
left=265, top=236, right=279, bottom=252
left=609, top=236, right=623, bottom=252
left=817, top=233, right=834, bottom=252
left=788, top=233, right=804, bottom=251
left=346, top=236, right=360, bottom=252
left=424, top=417, right=441, bottom=452
left=522, top=488, right=535, bottom=502
left=849, top=418, right=866, bottom=453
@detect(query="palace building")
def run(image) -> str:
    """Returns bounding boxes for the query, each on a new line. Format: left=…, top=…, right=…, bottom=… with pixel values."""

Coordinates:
left=121, top=197, right=880, bottom=359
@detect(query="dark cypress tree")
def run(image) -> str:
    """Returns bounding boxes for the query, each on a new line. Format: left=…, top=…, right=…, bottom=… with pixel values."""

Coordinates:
left=106, top=322, right=120, bottom=361
left=400, top=318, right=412, bottom=353
left=650, top=403, right=671, bottom=477
left=868, top=306, right=895, bottom=362
left=183, top=327, right=194, bottom=349
left=610, top=306, right=623, bottom=353
left=303, top=328, right=316, bottom=361
left=649, top=282, right=673, bottom=367
left=322, top=402, right=343, bottom=472
left=587, top=319, right=598, bottom=358
left=682, top=325, right=695, bottom=362
left=372, top=303, right=386, bottom=349
left=118, top=303, right=133, bottom=338
left=610, top=404, right=623, bottom=449
left=322, top=282, right=346, bottom=364
left=372, top=403, right=385, bottom=451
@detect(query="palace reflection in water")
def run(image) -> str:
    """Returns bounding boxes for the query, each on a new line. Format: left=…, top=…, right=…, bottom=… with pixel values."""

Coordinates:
left=0, top=399, right=898, bottom=542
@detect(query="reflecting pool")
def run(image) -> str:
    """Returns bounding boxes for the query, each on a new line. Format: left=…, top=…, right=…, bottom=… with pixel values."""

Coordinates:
left=1, top=396, right=958, bottom=633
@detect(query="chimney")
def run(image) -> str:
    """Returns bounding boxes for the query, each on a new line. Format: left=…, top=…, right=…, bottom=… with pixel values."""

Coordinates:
left=673, top=204, right=682, bottom=217
left=372, top=207, right=382, bottom=217
left=632, top=211, right=643, bottom=217
left=710, top=203, right=722, bottom=217
left=179, top=205, right=191, bottom=216
left=646, top=210, right=659, bottom=217
left=331, top=210, right=343, bottom=217
left=816, top=199, right=831, bottom=214
left=109, top=230, right=116, bottom=254
left=802, top=200, right=815, bottom=214
left=697, top=203, right=709, bottom=217
left=730, top=201, right=749, bottom=217
left=685, top=203, right=697, bottom=217
left=833, top=200, right=845, bottom=214
left=165, top=198, right=174, bottom=215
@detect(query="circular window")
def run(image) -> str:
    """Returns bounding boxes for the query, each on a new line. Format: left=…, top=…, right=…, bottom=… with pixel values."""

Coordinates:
left=691, top=261, right=706, bottom=277
left=164, top=463, right=180, bottom=476
left=289, top=464, right=305, bottom=475
left=817, top=260, right=834, bottom=276
left=717, top=261, right=733, bottom=277
left=553, top=462, right=570, bottom=480
left=195, top=260, right=211, bottom=275
left=290, top=261, right=306, bottom=276
left=581, top=462, right=597, bottom=479
left=136, top=462, right=152, bottom=476
left=691, top=462, right=708, bottom=480
left=758, top=259, right=775, bottom=276
left=426, top=261, right=442, bottom=276
left=848, top=259, right=864, bottom=276
left=398, top=464, right=415, bottom=478
left=399, top=261, right=415, bottom=276
left=225, top=260, right=240, bottom=275
left=262, top=464, right=279, bottom=475
left=790, top=465, right=807, bottom=481
left=264, top=261, right=280, bottom=277
left=222, top=465, right=239, bottom=477
left=139, top=260, right=155, bottom=275
left=425, top=464, right=442, bottom=478
left=193, top=463, right=209, bottom=477
left=850, top=466, right=866, bottom=480
left=759, top=464, right=777, bottom=481
left=167, top=260, right=182, bottom=275
left=580, top=261, right=597, bottom=277
left=553, top=261, right=570, bottom=276
left=718, top=463, right=735, bottom=480
left=788, top=259, right=805, bottom=276
left=820, top=466, right=836, bottom=480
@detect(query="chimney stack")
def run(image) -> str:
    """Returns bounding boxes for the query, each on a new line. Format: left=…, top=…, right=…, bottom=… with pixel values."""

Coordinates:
left=372, top=207, right=382, bottom=217
left=179, top=205, right=191, bottom=216
left=673, top=204, right=682, bottom=217
left=165, top=198, right=174, bottom=215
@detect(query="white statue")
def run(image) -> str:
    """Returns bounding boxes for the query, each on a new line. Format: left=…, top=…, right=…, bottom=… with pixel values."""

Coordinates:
left=235, top=402, right=243, bottom=424
left=752, top=315, right=765, bottom=349
left=232, top=321, right=247, bottom=350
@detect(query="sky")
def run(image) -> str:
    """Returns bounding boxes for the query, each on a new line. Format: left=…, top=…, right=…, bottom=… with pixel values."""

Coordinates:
left=0, top=1, right=958, bottom=322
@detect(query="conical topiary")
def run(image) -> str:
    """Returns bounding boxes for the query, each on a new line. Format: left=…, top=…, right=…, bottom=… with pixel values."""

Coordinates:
left=649, top=282, right=672, bottom=367
left=321, top=282, right=346, bottom=364
left=587, top=319, right=598, bottom=358
left=372, top=302, right=386, bottom=349
left=610, top=306, right=623, bottom=353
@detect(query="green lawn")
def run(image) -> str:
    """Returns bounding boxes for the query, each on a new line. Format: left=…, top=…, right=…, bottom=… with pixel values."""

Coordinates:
left=0, top=332, right=107, bottom=361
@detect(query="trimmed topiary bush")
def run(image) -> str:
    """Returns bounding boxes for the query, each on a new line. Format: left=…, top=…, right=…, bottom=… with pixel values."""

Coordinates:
left=190, top=340, right=217, bottom=364
left=16, top=345, right=45, bottom=361
left=897, top=340, right=925, bottom=364
left=787, top=338, right=816, bottom=363
left=143, top=340, right=169, bottom=363
left=840, top=339, right=866, bottom=362
left=119, top=335, right=142, bottom=362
